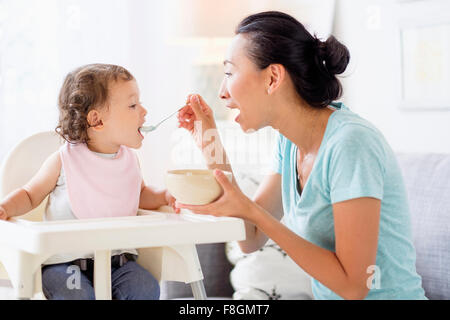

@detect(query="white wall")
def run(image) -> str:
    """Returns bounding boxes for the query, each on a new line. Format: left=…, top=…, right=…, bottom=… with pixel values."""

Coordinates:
left=148, top=0, right=450, bottom=190
left=0, top=1, right=193, bottom=189
left=0, top=0, right=134, bottom=162
left=334, top=0, right=450, bottom=154
left=127, top=1, right=196, bottom=189
left=2, top=0, right=448, bottom=192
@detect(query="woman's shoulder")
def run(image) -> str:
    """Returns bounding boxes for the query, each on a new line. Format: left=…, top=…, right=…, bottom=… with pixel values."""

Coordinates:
left=324, top=109, right=391, bottom=165
left=327, top=109, right=386, bottom=147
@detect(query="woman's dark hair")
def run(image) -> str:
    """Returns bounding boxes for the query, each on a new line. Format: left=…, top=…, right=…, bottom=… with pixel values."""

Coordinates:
left=236, top=11, right=350, bottom=109
left=56, top=64, right=134, bottom=144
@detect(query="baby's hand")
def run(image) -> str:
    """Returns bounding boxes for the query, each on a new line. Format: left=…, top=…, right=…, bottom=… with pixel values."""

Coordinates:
left=165, top=190, right=180, bottom=214
left=0, top=206, right=8, bottom=221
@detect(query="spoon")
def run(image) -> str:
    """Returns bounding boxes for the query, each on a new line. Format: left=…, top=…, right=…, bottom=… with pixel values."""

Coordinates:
left=139, top=108, right=181, bottom=134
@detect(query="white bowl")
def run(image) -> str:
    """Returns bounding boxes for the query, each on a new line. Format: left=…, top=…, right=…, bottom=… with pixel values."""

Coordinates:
left=165, top=169, right=232, bottom=205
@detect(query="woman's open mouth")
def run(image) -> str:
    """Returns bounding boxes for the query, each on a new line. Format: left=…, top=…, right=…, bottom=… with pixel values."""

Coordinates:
left=227, top=106, right=240, bottom=123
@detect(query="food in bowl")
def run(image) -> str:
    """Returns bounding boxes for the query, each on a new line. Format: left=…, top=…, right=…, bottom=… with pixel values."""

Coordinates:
left=165, top=169, right=233, bottom=205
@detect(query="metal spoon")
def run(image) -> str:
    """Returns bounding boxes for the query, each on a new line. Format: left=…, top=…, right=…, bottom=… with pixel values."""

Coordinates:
left=139, top=108, right=180, bottom=134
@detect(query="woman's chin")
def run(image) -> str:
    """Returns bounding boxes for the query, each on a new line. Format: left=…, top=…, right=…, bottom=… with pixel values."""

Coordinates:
left=239, top=122, right=257, bottom=134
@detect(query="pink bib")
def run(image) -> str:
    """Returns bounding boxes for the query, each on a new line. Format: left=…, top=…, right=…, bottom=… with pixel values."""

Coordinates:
left=60, top=143, right=142, bottom=219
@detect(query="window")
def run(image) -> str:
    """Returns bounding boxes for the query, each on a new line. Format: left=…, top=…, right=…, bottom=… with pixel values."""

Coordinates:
left=0, top=0, right=133, bottom=161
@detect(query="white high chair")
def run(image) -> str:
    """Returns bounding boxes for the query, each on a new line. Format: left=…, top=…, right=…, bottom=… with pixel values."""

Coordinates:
left=0, top=131, right=245, bottom=300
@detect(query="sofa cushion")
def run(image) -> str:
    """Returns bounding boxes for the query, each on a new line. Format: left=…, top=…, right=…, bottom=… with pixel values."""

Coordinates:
left=396, top=153, right=450, bottom=300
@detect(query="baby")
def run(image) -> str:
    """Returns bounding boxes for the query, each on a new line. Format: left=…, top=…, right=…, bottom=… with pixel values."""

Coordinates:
left=0, top=64, right=177, bottom=300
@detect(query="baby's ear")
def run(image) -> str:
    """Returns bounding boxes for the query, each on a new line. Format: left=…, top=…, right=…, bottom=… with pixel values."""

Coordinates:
left=87, top=110, right=104, bottom=130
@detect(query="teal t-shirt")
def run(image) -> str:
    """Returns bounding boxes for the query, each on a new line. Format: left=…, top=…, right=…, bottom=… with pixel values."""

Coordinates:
left=273, top=102, right=426, bottom=300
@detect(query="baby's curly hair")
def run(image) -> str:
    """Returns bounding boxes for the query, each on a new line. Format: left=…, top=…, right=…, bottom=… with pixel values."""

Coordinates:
left=55, top=64, right=134, bottom=144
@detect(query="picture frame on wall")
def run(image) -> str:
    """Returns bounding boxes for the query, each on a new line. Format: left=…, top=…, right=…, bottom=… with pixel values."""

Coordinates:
left=397, top=0, right=450, bottom=111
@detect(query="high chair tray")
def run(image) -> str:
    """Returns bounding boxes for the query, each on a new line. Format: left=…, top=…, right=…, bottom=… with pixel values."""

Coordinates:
left=0, top=208, right=245, bottom=255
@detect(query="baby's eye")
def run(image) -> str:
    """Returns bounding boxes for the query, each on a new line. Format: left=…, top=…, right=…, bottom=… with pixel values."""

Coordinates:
left=224, top=72, right=232, bottom=77
left=129, top=104, right=136, bottom=109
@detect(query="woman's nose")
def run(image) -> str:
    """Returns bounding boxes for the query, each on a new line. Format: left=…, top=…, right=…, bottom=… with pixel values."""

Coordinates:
left=218, top=78, right=229, bottom=100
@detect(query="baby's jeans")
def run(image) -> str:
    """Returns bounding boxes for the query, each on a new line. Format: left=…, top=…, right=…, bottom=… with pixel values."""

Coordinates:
left=41, top=254, right=160, bottom=300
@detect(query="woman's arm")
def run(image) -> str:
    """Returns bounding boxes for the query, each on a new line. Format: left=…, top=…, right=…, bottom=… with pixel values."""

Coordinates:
left=0, top=151, right=61, bottom=219
left=249, top=196, right=380, bottom=300
left=178, top=94, right=234, bottom=175
left=177, top=94, right=285, bottom=252
left=239, top=173, right=283, bottom=253
left=177, top=170, right=380, bottom=300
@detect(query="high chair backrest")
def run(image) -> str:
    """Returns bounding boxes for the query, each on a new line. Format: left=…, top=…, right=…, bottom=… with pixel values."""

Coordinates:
left=0, top=131, right=64, bottom=222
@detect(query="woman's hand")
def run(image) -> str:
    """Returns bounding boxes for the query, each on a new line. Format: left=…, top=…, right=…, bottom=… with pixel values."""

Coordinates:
left=178, top=94, right=231, bottom=171
left=175, top=169, right=256, bottom=222
left=177, top=94, right=217, bottom=150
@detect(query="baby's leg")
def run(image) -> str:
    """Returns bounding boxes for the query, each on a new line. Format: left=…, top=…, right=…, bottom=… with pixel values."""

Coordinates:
left=111, top=261, right=160, bottom=300
left=41, top=262, right=95, bottom=300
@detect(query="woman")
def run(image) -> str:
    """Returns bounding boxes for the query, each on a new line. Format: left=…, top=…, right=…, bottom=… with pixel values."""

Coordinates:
left=176, top=11, right=426, bottom=300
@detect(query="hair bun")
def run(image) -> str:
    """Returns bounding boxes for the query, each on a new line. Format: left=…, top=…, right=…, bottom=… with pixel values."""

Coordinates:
left=315, top=35, right=350, bottom=76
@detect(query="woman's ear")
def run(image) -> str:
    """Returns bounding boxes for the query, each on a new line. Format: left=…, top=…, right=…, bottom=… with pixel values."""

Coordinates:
left=266, top=64, right=286, bottom=95
left=87, top=110, right=104, bottom=130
